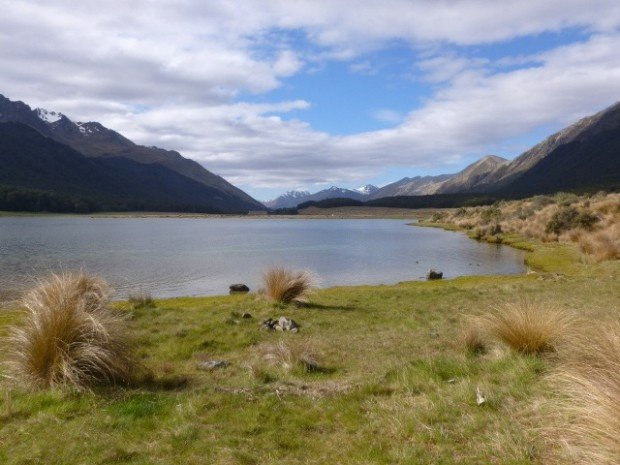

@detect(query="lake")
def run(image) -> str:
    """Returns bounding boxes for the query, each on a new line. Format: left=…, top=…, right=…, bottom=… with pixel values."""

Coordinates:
left=0, top=217, right=525, bottom=298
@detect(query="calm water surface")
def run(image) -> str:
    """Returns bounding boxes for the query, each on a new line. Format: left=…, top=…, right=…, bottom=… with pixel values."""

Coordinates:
left=0, top=217, right=525, bottom=298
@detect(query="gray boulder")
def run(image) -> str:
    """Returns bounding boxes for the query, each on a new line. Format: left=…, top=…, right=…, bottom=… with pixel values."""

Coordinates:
left=426, top=269, right=443, bottom=280
left=229, top=284, right=250, bottom=294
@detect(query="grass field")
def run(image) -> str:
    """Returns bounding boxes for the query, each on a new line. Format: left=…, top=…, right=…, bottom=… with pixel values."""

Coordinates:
left=0, top=225, right=618, bottom=464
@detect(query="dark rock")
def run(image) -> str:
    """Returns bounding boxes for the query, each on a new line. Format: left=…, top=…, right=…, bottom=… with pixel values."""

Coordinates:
left=229, top=284, right=250, bottom=294
left=426, top=269, right=443, bottom=280
left=241, top=312, right=253, bottom=319
left=197, top=360, right=230, bottom=370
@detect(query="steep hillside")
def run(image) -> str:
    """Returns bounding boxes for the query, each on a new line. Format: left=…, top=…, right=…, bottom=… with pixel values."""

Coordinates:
left=0, top=94, right=264, bottom=211
left=0, top=122, right=260, bottom=213
left=435, top=155, right=509, bottom=194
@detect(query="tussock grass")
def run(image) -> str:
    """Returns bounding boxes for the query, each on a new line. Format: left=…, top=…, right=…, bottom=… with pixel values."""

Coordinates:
left=460, top=321, right=487, bottom=355
left=261, top=266, right=318, bottom=304
left=482, top=300, right=576, bottom=354
left=427, top=192, right=619, bottom=262
left=6, top=272, right=136, bottom=390
left=551, top=321, right=620, bottom=464
left=128, top=290, right=156, bottom=309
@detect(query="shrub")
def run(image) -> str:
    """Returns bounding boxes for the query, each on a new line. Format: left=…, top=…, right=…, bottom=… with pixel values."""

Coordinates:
left=482, top=300, right=576, bottom=354
left=574, top=211, right=599, bottom=230
left=552, top=322, right=620, bottom=464
left=6, top=272, right=136, bottom=390
left=545, top=207, right=579, bottom=235
left=261, top=267, right=317, bottom=304
left=480, top=206, right=502, bottom=224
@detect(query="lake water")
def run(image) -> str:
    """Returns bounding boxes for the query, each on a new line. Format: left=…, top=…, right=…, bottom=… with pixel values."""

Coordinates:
left=0, top=217, right=525, bottom=298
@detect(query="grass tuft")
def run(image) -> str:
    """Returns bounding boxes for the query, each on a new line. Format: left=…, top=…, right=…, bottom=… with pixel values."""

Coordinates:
left=481, top=300, right=575, bottom=354
left=6, top=272, right=136, bottom=390
left=261, top=266, right=318, bottom=304
left=460, top=321, right=487, bottom=355
left=128, top=291, right=156, bottom=309
left=551, top=322, right=620, bottom=464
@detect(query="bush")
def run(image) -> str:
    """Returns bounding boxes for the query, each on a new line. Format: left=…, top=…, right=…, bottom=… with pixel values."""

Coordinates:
left=261, top=267, right=318, bottom=304
left=7, top=272, right=136, bottom=390
left=482, top=300, right=576, bottom=354
left=480, top=206, right=502, bottom=224
left=546, top=208, right=599, bottom=234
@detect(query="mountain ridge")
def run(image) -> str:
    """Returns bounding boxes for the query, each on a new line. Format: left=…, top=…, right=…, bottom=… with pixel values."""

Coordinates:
left=0, top=94, right=264, bottom=212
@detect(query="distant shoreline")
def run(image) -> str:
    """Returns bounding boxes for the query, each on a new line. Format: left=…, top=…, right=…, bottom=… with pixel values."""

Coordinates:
left=0, top=206, right=434, bottom=220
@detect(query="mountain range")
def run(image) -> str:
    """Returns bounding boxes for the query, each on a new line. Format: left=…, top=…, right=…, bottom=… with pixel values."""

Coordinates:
left=265, top=185, right=379, bottom=209
left=0, top=94, right=264, bottom=213
left=267, top=102, right=620, bottom=207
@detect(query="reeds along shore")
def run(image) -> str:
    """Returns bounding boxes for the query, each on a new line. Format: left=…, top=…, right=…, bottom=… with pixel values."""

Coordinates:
left=429, top=192, right=620, bottom=261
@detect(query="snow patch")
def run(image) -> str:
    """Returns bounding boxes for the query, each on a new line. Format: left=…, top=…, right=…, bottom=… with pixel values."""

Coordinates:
left=36, top=108, right=62, bottom=123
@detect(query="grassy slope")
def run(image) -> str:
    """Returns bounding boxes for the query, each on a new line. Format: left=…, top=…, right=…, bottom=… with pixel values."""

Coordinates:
left=0, top=230, right=618, bottom=464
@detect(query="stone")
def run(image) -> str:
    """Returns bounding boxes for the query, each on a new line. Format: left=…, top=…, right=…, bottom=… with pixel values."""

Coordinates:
left=229, top=284, right=250, bottom=294
left=197, top=360, right=230, bottom=370
left=426, top=269, right=443, bottom=280
left=241, top=312, right=253, bottom=319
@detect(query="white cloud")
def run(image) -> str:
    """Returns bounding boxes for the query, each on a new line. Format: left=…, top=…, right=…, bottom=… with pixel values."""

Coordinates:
left=1, top=1, right=619, bottom=194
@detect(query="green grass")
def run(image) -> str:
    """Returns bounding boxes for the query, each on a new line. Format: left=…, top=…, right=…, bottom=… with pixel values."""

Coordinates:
left=0, top=234, right=618, bottom=463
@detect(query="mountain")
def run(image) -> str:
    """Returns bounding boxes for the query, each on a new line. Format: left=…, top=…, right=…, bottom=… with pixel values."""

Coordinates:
left=266, top=186, right=370, bottom=209
left=498, top=105, right=620, bottom=195
left=434, top=155, right=509, bottom=194
left=264, top=190, right=312, bottom=209
left=370, top=175, right=452, bottom=199
left=0, top=94, right=264, bottom=212
left=355, top=184, right=379, bottom=195
left=0, top=122, right=263, bottom=213
left=364, top=103, right=620, bottom=200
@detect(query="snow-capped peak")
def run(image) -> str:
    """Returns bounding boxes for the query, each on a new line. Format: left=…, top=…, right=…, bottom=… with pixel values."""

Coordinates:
left=327, top=186, right=347, bottom=193
left=36, top=108, right=63, bottom=123
left=355, top=184, right=379, bottom=195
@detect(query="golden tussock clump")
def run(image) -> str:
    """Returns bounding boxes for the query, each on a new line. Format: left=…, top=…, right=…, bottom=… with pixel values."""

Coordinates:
left=261, top=266, right=318, bottom=304
left=481, top=300, right=576, bottom=355
left=550, top=321, right=620, bottom=464
left=6, top=272, right=136, bottom=390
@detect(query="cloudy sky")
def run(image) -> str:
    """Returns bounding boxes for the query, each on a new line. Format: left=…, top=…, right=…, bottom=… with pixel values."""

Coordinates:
left=2, top=1, right=620, bottom=200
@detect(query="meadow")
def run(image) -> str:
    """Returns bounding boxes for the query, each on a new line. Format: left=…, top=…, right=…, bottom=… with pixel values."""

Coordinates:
left=0, top=193, right=618, bottom=464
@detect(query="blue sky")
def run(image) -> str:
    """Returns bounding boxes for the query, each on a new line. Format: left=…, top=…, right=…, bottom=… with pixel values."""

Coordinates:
left=2, top=1, right=619, bottom=200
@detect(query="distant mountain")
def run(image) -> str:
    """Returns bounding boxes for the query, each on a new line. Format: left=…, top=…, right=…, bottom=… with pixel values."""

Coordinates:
left=370, top=175, right=452, bottom=199
left=266, top=186, right=371, bottom=209
left=355, top=184, right=379, bottom=195
left=0, top=122, right=262, bottom=213
left=0, top=94, right=264, bottom=212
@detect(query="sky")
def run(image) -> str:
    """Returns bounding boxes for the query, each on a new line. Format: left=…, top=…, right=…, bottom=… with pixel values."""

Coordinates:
left=1, top=1, right=620, bottom=201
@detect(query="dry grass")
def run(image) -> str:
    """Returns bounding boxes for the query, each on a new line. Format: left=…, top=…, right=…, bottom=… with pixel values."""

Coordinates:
left=428, top=192, right=619, bottom=262
left=550, top=321, right=620, bottom=464
left=481, top=300, right=576, bottom=354
left=249, top=339, right=323, bottom=376
left=128, top=290, right=156, bottom=309
left=261, top=266, right=318, bottom=304
left=6, top=272, right=136, bottom=390
left=460, top=321, right=488, bottom=355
